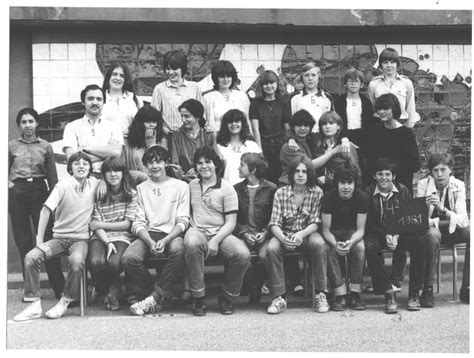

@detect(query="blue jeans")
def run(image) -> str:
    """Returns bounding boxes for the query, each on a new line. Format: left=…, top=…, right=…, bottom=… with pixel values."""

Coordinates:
left=121, top=231, right=184, bottom=302
left=24, top=238, right=88, bottom=300
left=184, top=227, right=250, bottom=302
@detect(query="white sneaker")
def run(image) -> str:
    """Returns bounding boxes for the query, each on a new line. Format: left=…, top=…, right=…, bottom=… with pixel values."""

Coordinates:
left=314, top=292, right=330, bottom=313
left=45, top=296, right=71, bottom=319
left=267, top=296, right=287, bottom=314
left=130, top=295, right=161, bottom=316
left=392, top=284, right=402, bottom=293
left=13, top=300, right=42, bottom=322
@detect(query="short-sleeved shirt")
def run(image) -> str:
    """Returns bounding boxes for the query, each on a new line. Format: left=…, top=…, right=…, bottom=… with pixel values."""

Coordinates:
left=290, top=89, right=332, bottom=133
left=102, top=90, right=141, bottom=136
left=62, top=116, right=124, bottom=173
left=92, top=190, right=138, bottom=243
left=45, top=176, right=99, bottom=240
left=249, top=97, right=290, bottom=139
left=203, top=89, right=251, bottom=132
left=189, top=177, right=239, bottom=236
left=217, top=140, right=262, bottom=185
left=321, top=189, right=368, bottom=231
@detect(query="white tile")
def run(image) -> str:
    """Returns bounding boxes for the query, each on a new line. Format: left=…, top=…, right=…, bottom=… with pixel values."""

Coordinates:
left=33, top=95, right=51, bottom=113
left=258, top=45, right=274, bottom=60
left=85, top=60, right=103, bottom=78
left=33, top=78, right=51, bottom=95
left=51, top=95, right=71, bottom=109
left=68, top=78, right=86, bottom=96
left=259, top=60, right=277, bottom=72
left=241, top=60, right=259, bottom=77
left=433, top=45, right=449, bottom=61
left=241, top=44, right=258, bottom=60
left=401, top=45, right=417, bottom=61
left=223, top=44, right=242, bottom=61
left=68, top=44, right=85, bottom=60
left=448, top=45, right=464, bottom=61
left=50, top=44, right=68, bottom=60
left=385, top=44, right=402, bottom=54
left=464, top=61, right=472, bottom=80
left=464, top=45, right=471, bottom=60
left=240, top=77, right=255, bottom=92
left=433, top=61, right=449, bottom=78
left=32, top=44, right=50, bottom=60
left=50, top=78, right=69, bottom=95
left=274, top=44, right=287, bottom=62
left=33, top=60, right=50, bottom=78
left=449, top=61, right=464, bottom=79
left=85, top=43, right=97, bottom=60
left=68, top=94, right=81, bottom=104
left=417, top=45, right=433, bottom=61
left=417, top=60, right=434, bottom=74
left=49, top=61, right=68, bottom=77
left=68, top=61, right=86, bottom=78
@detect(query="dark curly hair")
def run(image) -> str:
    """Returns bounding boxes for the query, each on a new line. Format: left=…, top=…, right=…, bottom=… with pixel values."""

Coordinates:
left=127, top=105, right=166, bottom=149
left=216, top=109, right=253, bottom=146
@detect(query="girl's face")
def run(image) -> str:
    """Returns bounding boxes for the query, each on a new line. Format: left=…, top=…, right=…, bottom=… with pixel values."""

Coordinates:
left=377, top=107, right=394, bottom=122
left=293, top=163, right=308, bottom=186
left=321, top=120, right=341, bottom=138
left=294, top=124, right=311, bottom=139
left=381, top=60, right=397, bottom=77
left=238, top=160, right=251, bottom=178
left=302, top=67, right=319, bottom=90
left=144, top=121, right=158, bottom=130
left=19, top=114, right=38, bottom=138
left=227, top=119, right=242, bottom=135
left=109, top=67, right=125, bottom=91
left=165, top=66, right=183, bottom=83
left=71, top=159, right=90, bottom=180
left=180, top=108, right=198, bottom=129
left=105, top=169, right=123, bottom=189
left=218, top=75, right=233, bottom=91
left=262, top=81, right=277, bottom=97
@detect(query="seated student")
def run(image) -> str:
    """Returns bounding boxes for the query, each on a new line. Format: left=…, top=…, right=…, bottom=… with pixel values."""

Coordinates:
left=262, top=156, right=327, bottom=314
left=321, top=164, right=368, bottom=311
left=417, top=153, right=470, bottom=305
left=87, top=156, right=138, bottom=311
left=14, top=152, right=99, bottom=321
left=234, top=153, right=277, bottom=304
left=364, top=157, right=425, bottom=314
left=121, top=146, right=190, bottom=315
left=184, top=146, right=250, bottom=316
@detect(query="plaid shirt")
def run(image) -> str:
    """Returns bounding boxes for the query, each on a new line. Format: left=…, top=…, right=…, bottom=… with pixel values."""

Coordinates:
left=269, top=184, right=323, bottom=235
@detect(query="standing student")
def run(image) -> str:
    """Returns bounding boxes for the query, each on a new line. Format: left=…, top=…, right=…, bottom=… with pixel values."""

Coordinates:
left=13, top=152, right=99, bottom=321
left=184, top=146, right=250, bottom=316
left=290, top=62, right=333, bottom=133
left=151, top=50, right=203, bottom=134
left=101, top=62, right=142, bottom=138
left=249, top=70, right=291, bottom=184
left=234, top=153, right=277, bottom=304
left=87, top=156, right=138, bottom=311
left=368, top=48, right=420, bottom=127
left=321, top=166, right=368, bottom=311
left=216, top=109, right=261, bottom=185
left=9, top=108, right=64, bottom=301
left=121, top=146, right=190, bottom=315
left=417, top=153, right=470, bottom=305
left=203, top=60, right=252, bottom=133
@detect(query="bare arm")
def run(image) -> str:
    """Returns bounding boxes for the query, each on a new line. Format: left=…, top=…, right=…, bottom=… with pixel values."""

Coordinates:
left=36, top=206, right=52, bottom=245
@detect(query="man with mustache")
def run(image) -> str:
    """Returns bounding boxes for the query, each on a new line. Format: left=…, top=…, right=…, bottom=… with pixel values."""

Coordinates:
left=62, top=84, right=124, bottom=177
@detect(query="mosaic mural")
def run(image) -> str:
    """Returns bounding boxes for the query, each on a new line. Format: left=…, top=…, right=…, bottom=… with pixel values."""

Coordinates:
left=33, top=43, right=471, bottom=188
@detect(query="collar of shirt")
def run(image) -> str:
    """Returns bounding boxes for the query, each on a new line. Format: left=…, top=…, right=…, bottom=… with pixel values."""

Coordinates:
left=68, top=175, right=91, bottom=193
left=199, top=177, right=222, bottom=191
left=106, top=90, right=130, bottom=102
left=373, top=184, right=399, bottom=198
left=301, top=88, right=324, bottom=97
left=82, top=115, right=103, bottom=126
left=283, top=185, right=318, bottom=200
left=17, top=136, right=41, bottom=144
left=165, top=79, right=188, bottom=89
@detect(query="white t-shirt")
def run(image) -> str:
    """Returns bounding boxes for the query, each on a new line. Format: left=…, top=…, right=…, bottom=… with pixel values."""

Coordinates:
left=203, top=90, right=251, bottom=132
left=346, top=97, right=362, bottom=130
left=217, top=140, right=262, bottom=185
left=102, top=90, right=141, bottom=136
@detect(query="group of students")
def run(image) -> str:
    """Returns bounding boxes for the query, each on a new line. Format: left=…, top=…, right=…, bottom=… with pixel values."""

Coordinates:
left=10, top=47, right=469, bottom=322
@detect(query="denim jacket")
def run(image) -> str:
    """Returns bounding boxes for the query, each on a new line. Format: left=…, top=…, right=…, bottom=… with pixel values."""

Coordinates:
left=233, top=178, right=277, bottom=239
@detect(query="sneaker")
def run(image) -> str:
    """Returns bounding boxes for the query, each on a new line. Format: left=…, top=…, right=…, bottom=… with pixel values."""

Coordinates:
left=407, top=291, right=421, bottom=311
left=261, top=283, right=270, bottom=296
left=384, top=293, right=398, bottom=314
left=267, top=296, right=287, bottom=314
left=293, top=284, right=304, bottom=297
left=314, top=292, right=330, bottom=313
left=45, top=296, right=72, bottom=319
left=130, top=295, right=162, bottom=316
left=332, top=295, right=345, bottom=311
left=391, top=284, right=402, bottom=293
left=192, top=297, right=206, bottom=316
left=105, top=293, right=120, bottom=311
left=349, top=292, right=366, bottom=310
left=420, top=286, right=435, bottom=308
left=460, top=286, right=470, bottom=304
left=13, top=300, right=42, bottom=322
left=218, top=296, right=234, bottom=315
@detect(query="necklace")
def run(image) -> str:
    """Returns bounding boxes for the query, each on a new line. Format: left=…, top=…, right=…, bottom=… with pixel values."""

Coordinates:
left=265, top=99, right=276, bottom=111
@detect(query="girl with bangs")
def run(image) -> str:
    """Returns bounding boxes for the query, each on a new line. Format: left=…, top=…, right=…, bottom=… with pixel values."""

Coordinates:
left=216, top=109, right=261, bottom=185
left=249, top=70, right=291, bottom=184
left=313, top=111, right=361, bottom=191
left=88, top=156, right=138, bottom=311
left=203, top=60, right=253, bottom=134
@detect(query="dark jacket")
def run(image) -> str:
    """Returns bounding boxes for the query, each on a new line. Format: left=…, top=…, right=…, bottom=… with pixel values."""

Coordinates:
left=233, top=178, right=277, bottom=238
left=334, top=93, right=376, bottom=130
left=364, top=181, right=412, bottom=235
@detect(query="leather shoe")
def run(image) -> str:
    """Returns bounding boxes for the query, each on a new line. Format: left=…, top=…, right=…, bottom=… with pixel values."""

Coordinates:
left=218, top=296, right=234, bottom=315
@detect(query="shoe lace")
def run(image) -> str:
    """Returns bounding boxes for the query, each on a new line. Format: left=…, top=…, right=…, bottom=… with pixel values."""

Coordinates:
left=314, top=292, right=327, bottom=306
left=138, top=297, right=156, bottom=313
left=273, top=297, right=285, bottom=309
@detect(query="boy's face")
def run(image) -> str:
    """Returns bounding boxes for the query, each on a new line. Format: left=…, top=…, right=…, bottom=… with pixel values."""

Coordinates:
left=146, top=157, right=167, bottom=181
left=374, top=169, right=395, bottom=192
left=83, top=89, right=104, bottom=118
left=345, top=78, right=362, bottom=94
left=432, top=163, right=452, bottom=189
left=338, top=180, right=355, bottom=200
left=381, top=60, right=397, bottom=77
left=196, top=157, right=216, bottom=180
left=238, top=160, right=251, bottom=179
left=19, top=114, right=38, bottom=137
left=294, top=123, right=311, bottom=139
left=293, top=163, right=308, bottom=186
left=71, top=158, right=90, bottom=180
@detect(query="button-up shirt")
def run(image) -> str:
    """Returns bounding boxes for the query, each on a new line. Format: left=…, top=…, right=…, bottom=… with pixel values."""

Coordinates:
left=290, top=89, right=333, bottom=132
left=9, top=136, right=58, bottom=189
left=269, top=184, right=323, bottom=235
